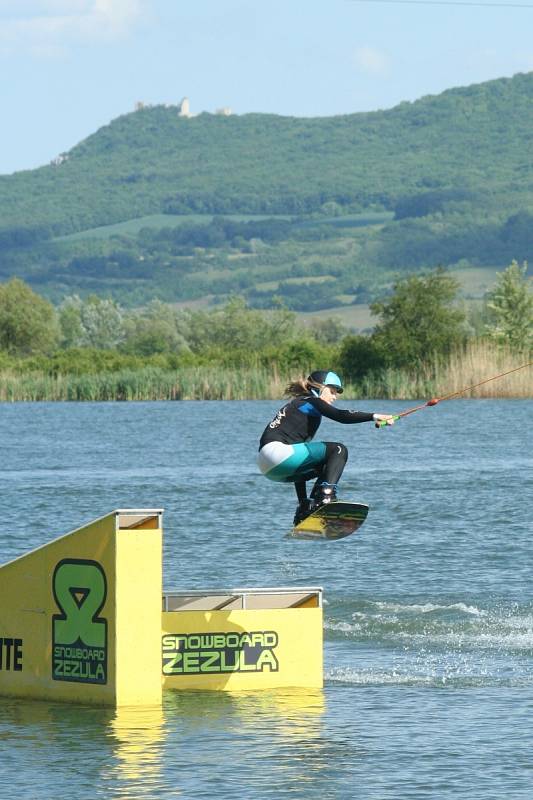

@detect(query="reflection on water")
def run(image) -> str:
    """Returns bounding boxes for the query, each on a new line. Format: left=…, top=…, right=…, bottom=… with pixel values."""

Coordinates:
left=163, top=687, right=324, bottom=738
left=103, top=705, right=166, bottom=798
left=160, top=689, right=326, bottom=798
left=0, top=690, right=325, bottom=799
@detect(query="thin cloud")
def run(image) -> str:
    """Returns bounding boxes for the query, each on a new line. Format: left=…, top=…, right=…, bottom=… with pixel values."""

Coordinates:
left=0, top=0, right=144, bottom=56
left=354, top=45, right=390, bottom=75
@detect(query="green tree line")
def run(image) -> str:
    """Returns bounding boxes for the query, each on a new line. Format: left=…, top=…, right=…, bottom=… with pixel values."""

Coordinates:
left=0, top=264, right=531, bottom=391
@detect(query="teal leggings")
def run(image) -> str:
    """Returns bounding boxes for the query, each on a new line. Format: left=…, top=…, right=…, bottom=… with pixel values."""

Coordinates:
left=262, top=442, right=327, bottom=483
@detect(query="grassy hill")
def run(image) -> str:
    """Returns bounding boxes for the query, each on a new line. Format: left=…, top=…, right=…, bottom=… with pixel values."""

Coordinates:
left=0, top=72, right=532, bottom=310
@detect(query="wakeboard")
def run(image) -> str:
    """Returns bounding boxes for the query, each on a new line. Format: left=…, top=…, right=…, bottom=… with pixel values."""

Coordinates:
left=289, top=500, right=369, bottom=541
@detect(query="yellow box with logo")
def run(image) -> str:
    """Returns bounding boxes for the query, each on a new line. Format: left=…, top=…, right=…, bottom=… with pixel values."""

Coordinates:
left=0, top=510, right=163, bottom=706
left=162, top=587, right=323, bottom=691
left=0, top=510, right=323, bottom=705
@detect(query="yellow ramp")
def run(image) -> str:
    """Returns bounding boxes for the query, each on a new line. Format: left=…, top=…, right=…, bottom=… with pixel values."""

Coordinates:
left=0, top=509, right=162, bottom=707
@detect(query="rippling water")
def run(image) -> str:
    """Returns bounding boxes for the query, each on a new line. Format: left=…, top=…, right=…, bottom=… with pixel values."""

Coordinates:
left=1, top=399, right=532, bottom=798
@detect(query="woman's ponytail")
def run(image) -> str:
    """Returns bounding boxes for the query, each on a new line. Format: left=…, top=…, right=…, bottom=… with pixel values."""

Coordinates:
left=285, top=377, right=324, bottom=397
left=285, top=378, right=310, bottom=397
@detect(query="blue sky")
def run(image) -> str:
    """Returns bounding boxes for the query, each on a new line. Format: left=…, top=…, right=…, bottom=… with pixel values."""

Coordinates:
left=0, top=0, right=532, bottom=175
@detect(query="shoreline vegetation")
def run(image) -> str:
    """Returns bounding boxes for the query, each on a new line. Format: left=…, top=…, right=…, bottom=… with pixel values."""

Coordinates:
left=0, top=341, right=531, bottom=402
left=0, top=265, right=530, bottom=402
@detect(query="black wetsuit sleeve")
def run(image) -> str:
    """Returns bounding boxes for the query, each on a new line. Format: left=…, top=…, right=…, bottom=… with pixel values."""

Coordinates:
left=308, top=396, right=374, bottom=423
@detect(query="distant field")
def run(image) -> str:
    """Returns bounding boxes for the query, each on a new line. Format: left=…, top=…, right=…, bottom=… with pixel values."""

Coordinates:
left=299, top=267, right=504, bottom=331
left=53, top=211, right=394, bottom=244
left=254, top=275, right=336, bottom=291
left=302, top=304, right=375, bottom=331
left=171, top=295, right=216, bottom=310
left=299, top=212, right=394, bottom=228
left=55, top=213, right=292, bottom=242
left=450, top=265, right=502, bottom=297
left=162, top=265, right=503, bottom=334
left=50, top=212, right=505, bottom=320
left=164, top=293, right=375, bottom=331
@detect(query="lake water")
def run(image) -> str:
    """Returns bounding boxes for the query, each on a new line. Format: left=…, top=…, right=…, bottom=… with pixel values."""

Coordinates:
left=1, top=399, right=532, bottom=799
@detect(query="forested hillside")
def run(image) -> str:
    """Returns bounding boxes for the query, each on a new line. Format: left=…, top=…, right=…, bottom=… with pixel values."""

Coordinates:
left=0, top=73, right=531, bottom=310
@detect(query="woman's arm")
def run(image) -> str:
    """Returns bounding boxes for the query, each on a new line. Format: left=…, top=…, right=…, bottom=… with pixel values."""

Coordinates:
left=308, top=396, right=375, bottom=423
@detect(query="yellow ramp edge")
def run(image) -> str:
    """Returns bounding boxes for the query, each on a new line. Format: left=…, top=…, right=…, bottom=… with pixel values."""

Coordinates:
left=0, top=509, right=163, bottom=707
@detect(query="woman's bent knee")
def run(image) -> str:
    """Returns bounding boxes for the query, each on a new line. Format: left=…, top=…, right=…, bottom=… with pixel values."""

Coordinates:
left=325, top=442, right=348, bottom=463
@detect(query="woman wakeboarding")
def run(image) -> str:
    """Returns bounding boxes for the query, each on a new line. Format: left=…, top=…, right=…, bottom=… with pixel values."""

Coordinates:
left=258, top=370, right=395, bottom=525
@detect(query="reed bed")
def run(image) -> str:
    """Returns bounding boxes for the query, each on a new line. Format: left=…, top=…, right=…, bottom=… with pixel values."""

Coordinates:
left=430, top=340, right=533, bottom=399
left=0, top=366, right=289, bottom=402
left=346, top=340, right=533, bottom=400
left=0, top=341, right=531, bottom=401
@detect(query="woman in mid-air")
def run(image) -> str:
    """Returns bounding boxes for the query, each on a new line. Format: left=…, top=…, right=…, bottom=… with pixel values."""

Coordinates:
left=258, top=370, right=394, bottom=525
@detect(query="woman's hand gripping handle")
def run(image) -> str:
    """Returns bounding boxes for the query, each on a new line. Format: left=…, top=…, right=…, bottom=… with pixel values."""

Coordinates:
left=373, top=414, right=397, bottom=428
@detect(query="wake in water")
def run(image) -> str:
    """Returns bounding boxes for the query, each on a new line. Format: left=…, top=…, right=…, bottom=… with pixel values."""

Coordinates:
left=325, top=597, right=533, bottom=688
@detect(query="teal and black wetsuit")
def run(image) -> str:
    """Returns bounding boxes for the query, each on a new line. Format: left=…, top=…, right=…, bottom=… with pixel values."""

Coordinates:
left=258, top=394, right=375, bottom=489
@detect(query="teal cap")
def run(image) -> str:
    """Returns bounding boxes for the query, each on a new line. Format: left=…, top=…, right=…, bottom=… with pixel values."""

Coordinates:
left=307, top=370, right=343, bottom=393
